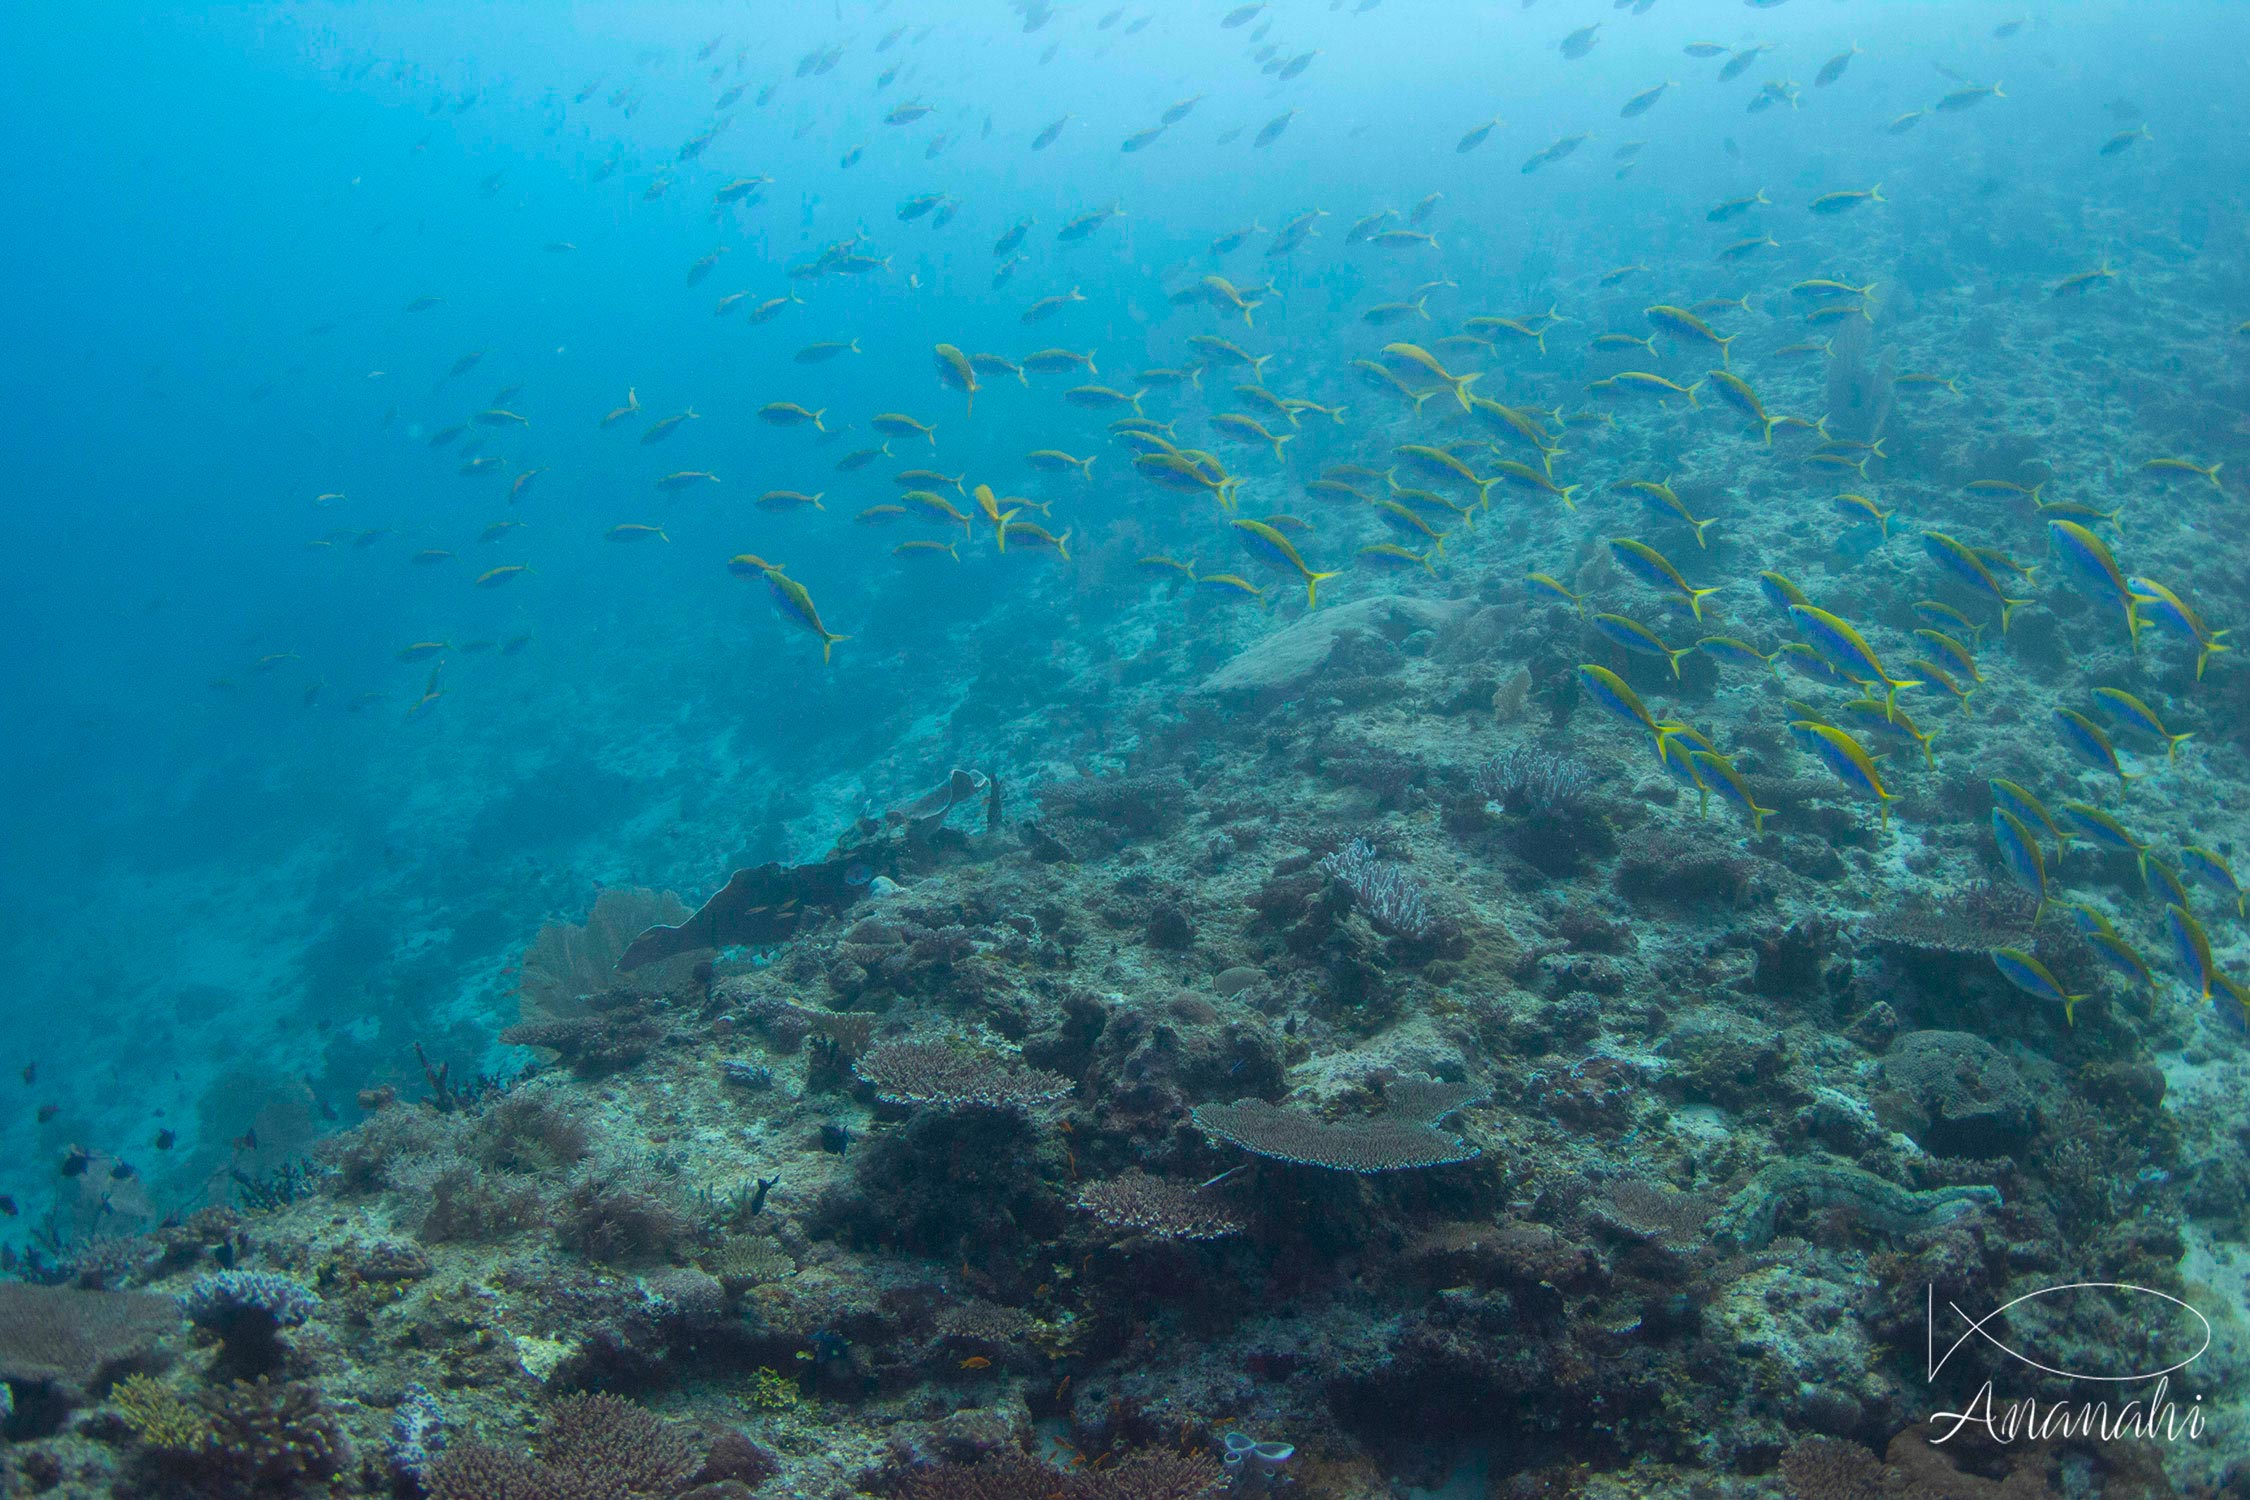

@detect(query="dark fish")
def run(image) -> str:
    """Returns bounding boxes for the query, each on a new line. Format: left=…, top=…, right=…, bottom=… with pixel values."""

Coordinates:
left=1254, top=109, right=1295, bottom=147
left=154, top=1129, right=176, bottom=1150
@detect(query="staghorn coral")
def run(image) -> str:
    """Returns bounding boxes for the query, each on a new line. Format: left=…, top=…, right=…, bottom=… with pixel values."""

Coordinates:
left=854, top=1038, right=1073, bottom=1110
left=428, top=1392, right=702, bottom=1500
left=1075, top=1170, right=1246, bottom=1241
left=1190, top=1098, right=1480, bottom=1173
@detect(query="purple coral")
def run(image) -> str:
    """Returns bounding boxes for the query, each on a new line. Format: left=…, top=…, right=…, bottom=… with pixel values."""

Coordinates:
left=1472, top=747, right=1595, bottom=816
left=1315, top=838, right=1436, bottom=939
left=179, top=1271, right=318, bottom=1330
left=387, top=1382, right=447, bottom=1483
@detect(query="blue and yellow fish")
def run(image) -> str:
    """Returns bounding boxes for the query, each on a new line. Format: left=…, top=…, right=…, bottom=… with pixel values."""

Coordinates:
left=1992, top=808, right=2048, bottom=921
left=1791, top=720, right=1896, bottom=829
left=1992, top=947, right=2086, bottom=1026
left=1788, top=605, right=1920, bottom=713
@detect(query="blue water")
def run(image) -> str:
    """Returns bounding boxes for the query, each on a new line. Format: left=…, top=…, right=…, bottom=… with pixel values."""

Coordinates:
left=2, top=0, right=2243, bottom=1250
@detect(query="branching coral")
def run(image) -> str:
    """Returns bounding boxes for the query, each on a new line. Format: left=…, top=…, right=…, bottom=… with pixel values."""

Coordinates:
left=854, top=1038, right=1073, bottom=1110
left=428, top=1391, right=702, bottom=1500
left=179, top=1271, right=317, bottom=1331
left=111, top=1373, right=214, bottom=1451
left=1075, top=1170, right=1246, bottom=1241
left=126, top=1378, right=347, bottom=1497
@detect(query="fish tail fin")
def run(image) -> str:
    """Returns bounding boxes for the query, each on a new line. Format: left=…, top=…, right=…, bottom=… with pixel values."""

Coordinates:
left=1305, top=570, right=1341, bottom=609
left=821, top=634, right=850, bottom=665
left=1665, top=646, right=1689, bottom=679
left=2210, top=462, right=2225, bottom=489
left=1871, top=182, right=1885, bottom=202
left=1689, top=586, right=1720, bottom=621
left=1455, top=371, right=1482, bottom=409
left=1559, top=484, right=1580, bottom=512
left=2197, top=640, right=2230, bottom=678
left=1087, top=352, right=1099, bottom=376
left=1057, top=531, right=1072, bottom=562
left=1186, top=365, right=1201, bottom=389
left=1751, top=802, right=1775, bottom=837
left=1719, top=334, right=1734, bottom=369
left=1685, top=381, right=1702, bottom=409
left=2000, top=596, right=2029, bottom=633
left=1760, top=416, right=1775, bottom=446
left=2168, top=732, right=2193, bottom=762
left=1078, top=457, right=1096, bottom=479
left=965, top=392, right=974, bottom=420
left=1131, top=389, right=1148, bottom=415
left=812, top=409, right=826, bottom=430
left=1242, top=305, right=1254, bottom=328
left=945, top=543, right=959, bottom=561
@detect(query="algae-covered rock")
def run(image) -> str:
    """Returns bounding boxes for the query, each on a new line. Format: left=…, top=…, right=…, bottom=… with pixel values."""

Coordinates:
left=1195, top=596, right=1469, bottom=698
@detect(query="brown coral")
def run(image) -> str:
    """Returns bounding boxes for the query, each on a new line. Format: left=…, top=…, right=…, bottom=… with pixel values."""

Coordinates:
left=1189, top=1099, right=1479, bottom=1173
left=1075, top=1170, right=1246, bottom=1241
left=429, top=1392, right=702, bottom=1500
left=518, top=887, right=692, bottom=1022
left=855, top=1038, right=1073, bottom=1110
left=0, top=1282, right=177, bottom=1393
